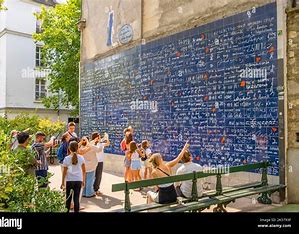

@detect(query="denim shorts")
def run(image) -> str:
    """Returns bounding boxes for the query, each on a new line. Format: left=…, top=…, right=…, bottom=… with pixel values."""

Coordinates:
left=131, top=160, right=141, bottom=170
left=143, top=159, right=151, bottom=168
left=124, top=157, right=131, bottom=168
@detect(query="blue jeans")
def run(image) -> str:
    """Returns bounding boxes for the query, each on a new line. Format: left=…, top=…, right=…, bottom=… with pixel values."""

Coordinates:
left=83, top=171, right=95, bottom=197
left=35, top=170, right=48, bottom=188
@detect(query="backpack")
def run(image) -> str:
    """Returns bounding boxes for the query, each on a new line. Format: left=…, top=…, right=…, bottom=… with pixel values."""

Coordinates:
left=141, top=154, right=147, bottom=161
left=141, top=149, right=150, bottom=161
left=57, top=143, right=66, bottom=162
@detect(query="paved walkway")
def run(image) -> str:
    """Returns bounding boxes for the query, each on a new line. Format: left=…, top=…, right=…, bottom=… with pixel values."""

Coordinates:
left=49, top=165, right=283, bottom=212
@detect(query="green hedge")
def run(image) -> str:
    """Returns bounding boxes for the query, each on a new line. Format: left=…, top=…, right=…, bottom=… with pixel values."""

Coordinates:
left=0, top=114, right=67, bottom=212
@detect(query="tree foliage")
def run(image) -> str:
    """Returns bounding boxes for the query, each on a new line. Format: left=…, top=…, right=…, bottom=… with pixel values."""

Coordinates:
left=0, top=115, right=67, bottom=212
left=0, top=0, right=7, bottom=10
left=0, top=113, right=65, bottom=138
left=33, top=0, right=81, bottom=115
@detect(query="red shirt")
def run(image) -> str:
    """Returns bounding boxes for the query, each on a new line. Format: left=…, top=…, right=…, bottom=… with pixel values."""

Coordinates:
left=120, top=139, right=127, bottom=152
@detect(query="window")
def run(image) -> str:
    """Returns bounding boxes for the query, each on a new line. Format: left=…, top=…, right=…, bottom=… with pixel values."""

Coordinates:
left=35, top=79, right=47, bottom=100
left=36, top=20, right=42, bottom=33
left=35, top=46, right=43, bottom=67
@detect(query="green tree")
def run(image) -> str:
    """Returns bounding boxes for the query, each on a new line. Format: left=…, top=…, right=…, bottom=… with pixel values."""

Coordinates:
left=0, top=113, right=66, bottom=139
left=33, top=0, right=81, bottom=115
left=0, top=0, right=7, bottom=10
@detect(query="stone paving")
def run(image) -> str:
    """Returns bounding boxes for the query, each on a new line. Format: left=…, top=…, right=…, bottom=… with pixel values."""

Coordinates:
left=49, top=165, right=283, bottom=212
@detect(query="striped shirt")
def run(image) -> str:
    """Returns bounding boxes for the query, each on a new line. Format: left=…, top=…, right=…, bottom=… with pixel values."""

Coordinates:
left=31, top=142, right=48, bottom=170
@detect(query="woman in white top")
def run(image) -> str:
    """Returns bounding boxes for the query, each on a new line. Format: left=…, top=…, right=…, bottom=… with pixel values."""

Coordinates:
left=147, top=141, right=190, bottom=204
left=61, top=141, right=86, bottom=212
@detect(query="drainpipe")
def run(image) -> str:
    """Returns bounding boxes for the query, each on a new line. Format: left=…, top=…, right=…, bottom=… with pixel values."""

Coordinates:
left=141, top=0, right=144, bottom=40
left=77, top=0, right=84, bottom=135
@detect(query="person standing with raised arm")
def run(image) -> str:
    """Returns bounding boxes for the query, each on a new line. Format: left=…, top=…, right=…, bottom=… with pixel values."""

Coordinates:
left=31, top=131, right=56, bottom=188
left=92, top=132, right=110, bottom=196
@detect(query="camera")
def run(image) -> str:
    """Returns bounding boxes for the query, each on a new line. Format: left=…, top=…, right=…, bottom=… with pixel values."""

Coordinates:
left=101, top=132, right=109, bottom=143
left=51, top=136, right=60, bottom=146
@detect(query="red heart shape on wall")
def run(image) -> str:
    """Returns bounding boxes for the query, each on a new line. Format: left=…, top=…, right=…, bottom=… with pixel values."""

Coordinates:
left=272, top=127, right=277, bottom=133
left=255, top=56, right=261, bottom=62
left=240, top=80, right=246, bottom=87
left=268, top=46, right=275, bottom=53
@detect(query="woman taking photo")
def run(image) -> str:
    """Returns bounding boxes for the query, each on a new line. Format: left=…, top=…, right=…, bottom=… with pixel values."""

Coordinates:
left=147, top=141, right=190, bottom=204
left=78, top=136, right=100, bottom=198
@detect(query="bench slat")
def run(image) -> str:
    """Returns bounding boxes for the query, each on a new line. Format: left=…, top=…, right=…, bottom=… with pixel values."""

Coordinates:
left=203, top=181, right=262, bottom=197
left=112, top=162, right=269, bottom=192
left=160, top=184, right=285, bottom=213
left=217, top=184, right=284, bottom=198
left=112, top=173, right=195, bottom=192
left=111, top=201, right=180, bottom=213
left=146, top=197, right=215, bottom=213
left=228, top=162, right=270, bottom=173
left=131, top=182, right=263, bottom=212
left=111, top=182, right=263, bottom=212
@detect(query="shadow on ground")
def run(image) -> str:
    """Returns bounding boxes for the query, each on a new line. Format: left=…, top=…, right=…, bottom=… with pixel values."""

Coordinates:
left=81, top=194, right=124, bottom=211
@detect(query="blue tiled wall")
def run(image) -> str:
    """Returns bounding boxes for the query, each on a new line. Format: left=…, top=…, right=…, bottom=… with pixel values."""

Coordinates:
left=80, top=2, right=279, bottom=175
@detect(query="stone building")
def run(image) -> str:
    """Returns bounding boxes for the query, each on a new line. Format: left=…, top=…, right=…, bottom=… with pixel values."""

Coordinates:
left=286, top=1, right=299, bottom=203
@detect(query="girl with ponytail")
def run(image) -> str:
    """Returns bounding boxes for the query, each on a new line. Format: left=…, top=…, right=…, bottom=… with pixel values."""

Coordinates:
left=61, top=141, right=86, bottom=212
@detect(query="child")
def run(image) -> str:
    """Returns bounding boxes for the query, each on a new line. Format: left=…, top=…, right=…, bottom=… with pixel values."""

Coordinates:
left=61, top=141, right=86, bottom=213
left=141, top=140, right=152, bottom=179
left=128, top=141, right=144, bottom=183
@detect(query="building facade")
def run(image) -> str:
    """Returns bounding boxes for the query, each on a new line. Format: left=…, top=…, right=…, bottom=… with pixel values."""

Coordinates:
left=79, top=0, right=299, bottom=203
left=0, top=0, right=71, bottom=122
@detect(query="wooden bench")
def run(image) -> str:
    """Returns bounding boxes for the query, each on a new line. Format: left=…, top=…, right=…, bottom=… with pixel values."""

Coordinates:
left=111, top=161, right=285, bottom=212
